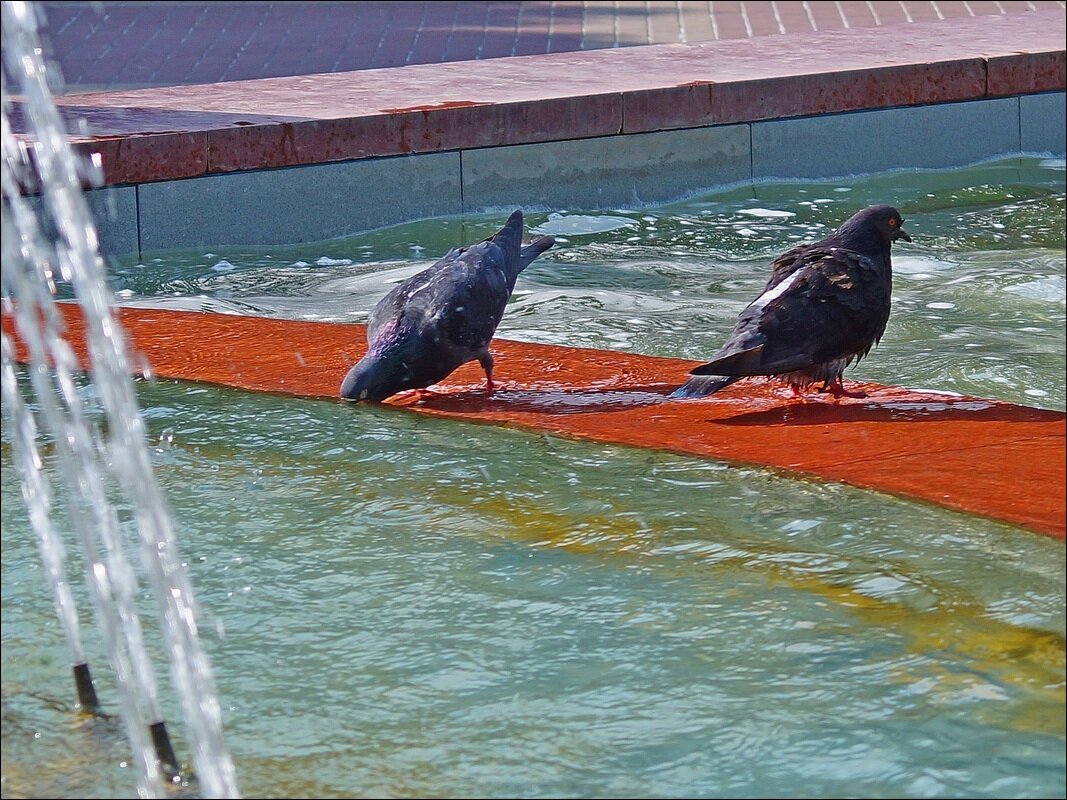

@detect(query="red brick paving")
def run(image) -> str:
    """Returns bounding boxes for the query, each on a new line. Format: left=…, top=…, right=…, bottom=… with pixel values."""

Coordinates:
left=31, top=1, right=1067, bottom=94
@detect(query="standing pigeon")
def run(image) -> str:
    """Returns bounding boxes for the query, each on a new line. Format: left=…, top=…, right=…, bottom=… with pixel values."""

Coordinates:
left=340, top=210, right=554, bottom=402
left=672, top=204, right=911, bottom=400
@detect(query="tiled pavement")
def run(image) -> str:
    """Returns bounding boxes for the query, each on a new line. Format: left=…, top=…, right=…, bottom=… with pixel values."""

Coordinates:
left=34, top=0, right=1067, bottom=93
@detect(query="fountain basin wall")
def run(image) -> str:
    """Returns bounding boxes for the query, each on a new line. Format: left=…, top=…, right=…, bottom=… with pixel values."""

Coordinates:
left=11, top=9, right=1065, bottom=258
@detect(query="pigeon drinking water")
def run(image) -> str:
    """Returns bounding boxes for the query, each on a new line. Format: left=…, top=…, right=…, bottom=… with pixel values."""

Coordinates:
left=340, top=210, right=555, bottom=402
left=672, top=204, right=911, bottom=400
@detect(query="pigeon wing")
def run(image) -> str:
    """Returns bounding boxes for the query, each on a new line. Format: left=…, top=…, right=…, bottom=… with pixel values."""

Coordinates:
left=757, top=248, right=892, bottom=371
left=763, top=241, right=816, bottom=289
left=691, top=247, right=890, bottom=377
left=434, top=246, right=511, bottom=356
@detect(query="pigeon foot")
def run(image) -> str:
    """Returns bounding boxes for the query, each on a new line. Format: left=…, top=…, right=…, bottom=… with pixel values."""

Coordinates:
left=393, top=387, right=443, bottom=404
left=820, top=378, right=867, bottom=399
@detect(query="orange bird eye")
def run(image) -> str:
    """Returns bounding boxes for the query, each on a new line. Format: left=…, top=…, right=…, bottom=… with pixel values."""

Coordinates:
left=888, top=218, right=897, bottom=227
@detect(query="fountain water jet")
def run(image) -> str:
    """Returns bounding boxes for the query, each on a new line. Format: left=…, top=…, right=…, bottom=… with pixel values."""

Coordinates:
left=1, top=2, right=240, bottom=796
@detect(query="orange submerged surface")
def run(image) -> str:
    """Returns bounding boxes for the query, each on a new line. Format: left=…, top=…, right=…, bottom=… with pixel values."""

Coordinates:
left=6, top=304, right=1064, bottom=539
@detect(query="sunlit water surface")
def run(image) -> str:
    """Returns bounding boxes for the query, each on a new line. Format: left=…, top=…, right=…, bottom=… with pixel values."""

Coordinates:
left=2, top=158, right=1064, bottom=798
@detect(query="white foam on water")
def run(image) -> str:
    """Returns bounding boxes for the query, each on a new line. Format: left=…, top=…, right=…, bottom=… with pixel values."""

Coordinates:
left=532, top=213, right=639, bottom=236
left=1003, top=276, right=1066, bottom=303
left=893, top=255, right=956, bottom=274
left=736, top=208, right=796, bottom=218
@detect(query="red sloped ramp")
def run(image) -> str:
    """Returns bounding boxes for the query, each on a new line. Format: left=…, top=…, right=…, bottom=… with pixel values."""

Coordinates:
left=6, top=304, right=1064, bottom=539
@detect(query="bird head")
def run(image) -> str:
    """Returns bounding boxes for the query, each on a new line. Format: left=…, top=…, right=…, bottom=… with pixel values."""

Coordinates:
left=850, top=204, right=912, bottom=245
left=340, top=324, right=443, bottom=402
left=834, top=205, right=913, bottom=254
left=339, top=355, right=401, bottom=402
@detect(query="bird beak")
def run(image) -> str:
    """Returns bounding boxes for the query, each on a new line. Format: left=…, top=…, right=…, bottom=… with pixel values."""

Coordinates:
left=895, top=227, right=912, bottom=243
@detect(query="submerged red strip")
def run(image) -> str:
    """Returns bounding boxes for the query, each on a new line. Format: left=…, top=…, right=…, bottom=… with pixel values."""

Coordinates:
left=6, top=305, right=1064, bottom=539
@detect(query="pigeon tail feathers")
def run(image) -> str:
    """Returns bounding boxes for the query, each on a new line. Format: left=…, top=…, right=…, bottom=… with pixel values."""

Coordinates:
left=489, top=210, right=524, bottom=259
left=670, top=374, right=739, bottom=399
left=519, top=235, right=556, bottom=270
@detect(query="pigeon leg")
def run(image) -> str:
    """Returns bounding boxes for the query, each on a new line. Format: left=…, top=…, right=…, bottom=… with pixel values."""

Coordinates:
left=822, top=377, right=867, bottom=399
left=477, top=351, right=495, bottom=396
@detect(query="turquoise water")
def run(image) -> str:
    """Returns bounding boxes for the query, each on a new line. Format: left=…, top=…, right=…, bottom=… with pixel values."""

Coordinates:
left=2, top=157, right=1064, bottom=798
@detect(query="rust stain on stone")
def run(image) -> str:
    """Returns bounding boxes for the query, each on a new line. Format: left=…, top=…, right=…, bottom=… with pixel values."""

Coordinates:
left=397, top=117, right=412, bottom=153
left=279, top=122, right=297, bottom=161
left=379, top=100, right=489, bottom=114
